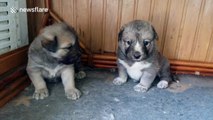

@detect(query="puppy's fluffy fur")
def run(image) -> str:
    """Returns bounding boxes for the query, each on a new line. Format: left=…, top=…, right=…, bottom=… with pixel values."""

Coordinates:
left=27, top=23, right=85, bottom=100
left=113, top=20, right=171, bottom=92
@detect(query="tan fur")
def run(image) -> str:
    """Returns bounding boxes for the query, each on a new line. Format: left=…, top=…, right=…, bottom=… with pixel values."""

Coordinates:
left=27, top=23, right=85, bottom=100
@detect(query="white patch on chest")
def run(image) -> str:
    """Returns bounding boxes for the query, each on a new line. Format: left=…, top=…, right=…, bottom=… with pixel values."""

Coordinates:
left=41, top=65, right=65, bottom=78
left=118, top=59, right=151, bottom=80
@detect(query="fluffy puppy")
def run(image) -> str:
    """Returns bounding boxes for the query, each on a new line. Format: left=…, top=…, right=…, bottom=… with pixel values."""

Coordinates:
left=27, top=23, right=86, bottom=100
left=113, top=20, right=171, bottom=92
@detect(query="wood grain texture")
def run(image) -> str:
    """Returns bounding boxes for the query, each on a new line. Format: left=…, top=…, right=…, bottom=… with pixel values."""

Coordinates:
left=90, top=0, right=104, bottom=53
left=163, top=0, right=185, bottom=59
left=0, top=77, right=30, bottom=107
left=75, top=0, right=91, bottom=49
left=26, top=0, right=36, bottom=41
left=29, top=0, right=213, bottom=63
left=177, top=0, right=202, bottom=60
left=32, top=0, right=45, bottom=36
left=190, top=0, right=213, bottom=62
left=120, top=0, right=135, bottom=26
left=0, top=46, right=28, bottom=75
left=52, top=0, right=62, bottom=16
left=104, top=0, right=119, bottom=53
left=206, top=32, right=213, bottom=62
left=136, top=0, right=151, bottom=21
left=150, top=0, right=169, bottom=52
left=61, top=0, right=75, bottom=27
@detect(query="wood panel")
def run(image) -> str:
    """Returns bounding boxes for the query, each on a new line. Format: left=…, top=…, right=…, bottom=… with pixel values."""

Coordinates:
left=120, top=0, right=135, bottom=26
left=26, top=0, right=36, bottom=41
left=52, top=0, right=62, bottom=16
left=190, top=0, right=213, bottom=62
left=27, top=0, right=45, bottom=39
left=90, top=0, right=104, bottom=53
left=206, top=35, right=213, bottom=62
left=163, top=0, right=185, bottom=59
left=29, top=0, right=213, bottom=63
left=136, top=0, right=152, bottom=21
left=103, top=0, right=119, bottom=53
left=150, top=0, right=170, bottom=52
left=0, top=46, right=28, bottom=75
left=61, top=0, right=75, bottom=27
left=177, top=0, right=203, bottom=60
left=75, top=0, right=91, bottom=49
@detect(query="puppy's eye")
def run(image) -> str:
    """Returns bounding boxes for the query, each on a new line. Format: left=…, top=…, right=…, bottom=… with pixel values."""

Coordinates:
left=62, top=46, right=72, bottom=49
left=143, top=40, right=150, bottom=47
left=126, top=40, right=131, bottom=45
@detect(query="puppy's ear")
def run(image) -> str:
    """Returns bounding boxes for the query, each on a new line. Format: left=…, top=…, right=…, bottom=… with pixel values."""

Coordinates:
left=152, top=26, right=158, bottom=40
left=41, top=36, right=58, bottom=52
left=118, top=26, right=125, bottom=41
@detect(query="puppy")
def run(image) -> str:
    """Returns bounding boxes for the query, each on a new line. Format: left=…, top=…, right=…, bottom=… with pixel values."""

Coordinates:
left=113, top=20, right=171, bottom=92
left=27, top=23, right=86, bottom=100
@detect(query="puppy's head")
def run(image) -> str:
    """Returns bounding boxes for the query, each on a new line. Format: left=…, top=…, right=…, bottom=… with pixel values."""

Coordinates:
left=118, top=20, right=158, bottom=61
left=40, top=23, right=81, bottom=64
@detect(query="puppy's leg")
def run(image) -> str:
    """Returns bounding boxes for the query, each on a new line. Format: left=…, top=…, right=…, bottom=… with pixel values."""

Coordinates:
left=113, top=63, right=128, bottom=85
left=27, top=68, right=49, bottom=100
left=157, top=60, right=171, bottom=89
left=61, top=65, right=81, bottom=100
left=134, top=69, right=157, bottom=92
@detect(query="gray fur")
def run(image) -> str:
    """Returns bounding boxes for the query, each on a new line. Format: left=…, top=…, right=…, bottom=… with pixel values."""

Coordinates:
left=113, top=20, right=171, bottom=92
left=27, top=23, right=86, bottom=100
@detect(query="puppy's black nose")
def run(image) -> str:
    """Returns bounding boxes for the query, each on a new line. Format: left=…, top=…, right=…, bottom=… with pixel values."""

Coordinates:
left=134, top=51, right=141, bottom=59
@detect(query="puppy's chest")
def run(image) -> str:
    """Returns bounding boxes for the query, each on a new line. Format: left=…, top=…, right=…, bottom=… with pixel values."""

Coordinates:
left=118, top=59, right=151, bottom=80
left=42, top=65, right=65, bottom=78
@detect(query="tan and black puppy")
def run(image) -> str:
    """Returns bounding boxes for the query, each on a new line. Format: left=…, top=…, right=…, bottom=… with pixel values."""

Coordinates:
left=27, top=23, right=86, bottom=100
left=113, top=20, right=171, bottom=92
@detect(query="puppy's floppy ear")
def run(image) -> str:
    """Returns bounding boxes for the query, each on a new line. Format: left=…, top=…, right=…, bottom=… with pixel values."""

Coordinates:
left=41, top=36, right=58, bottom=52
left=118, top=26, right=125, bottom=41
left=152, top=26, right=158, bottom=40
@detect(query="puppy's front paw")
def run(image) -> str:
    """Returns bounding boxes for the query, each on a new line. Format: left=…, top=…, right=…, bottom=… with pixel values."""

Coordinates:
left=133, top=84, right=148, bottom=92
left=75, top=71, right=86, bottom=79
left=33, top=88, right=49, bottom=100
left=113, top=77, right=126, bottom=85
left=157, top=80, right=168, bottom=89
left=65, top=88, right=81, bottom=100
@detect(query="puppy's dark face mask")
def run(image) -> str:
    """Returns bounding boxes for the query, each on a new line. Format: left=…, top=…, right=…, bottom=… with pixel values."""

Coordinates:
left=118, top=21, right=158, bottom=62
left=59, top=41, right=81, bottom=65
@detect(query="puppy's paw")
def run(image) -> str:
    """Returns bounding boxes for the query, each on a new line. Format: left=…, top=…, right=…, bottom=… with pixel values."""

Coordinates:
left=75, top=71, right=86, bottom=79
left=133, top=84, right=148, bottom=92
left=113, top=77, right=126, bottom=85
left=157, top=80, right=168, bottom=89
left=65, top=88, right=81, bottom=100
left=33, top=88, right=49, bottom=100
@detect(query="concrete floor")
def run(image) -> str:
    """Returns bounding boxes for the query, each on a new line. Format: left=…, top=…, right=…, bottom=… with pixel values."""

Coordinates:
left=1, top=68, right=213, bottom=120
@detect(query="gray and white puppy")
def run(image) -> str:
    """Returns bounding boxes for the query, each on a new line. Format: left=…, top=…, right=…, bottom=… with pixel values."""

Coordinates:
left=113, top=20, right=171, bottom=92
left=27, top=23, right=86, bottom=100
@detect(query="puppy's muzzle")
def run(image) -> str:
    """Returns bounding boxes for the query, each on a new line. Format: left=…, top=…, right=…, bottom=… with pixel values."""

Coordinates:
left=134, top=51, right=142, bottom=59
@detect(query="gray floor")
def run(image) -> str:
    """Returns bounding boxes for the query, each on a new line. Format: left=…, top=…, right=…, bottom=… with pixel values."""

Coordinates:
left=1, top=68, right=213, bottom=120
